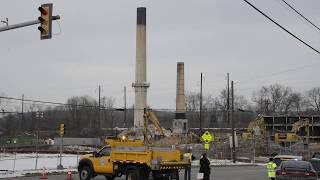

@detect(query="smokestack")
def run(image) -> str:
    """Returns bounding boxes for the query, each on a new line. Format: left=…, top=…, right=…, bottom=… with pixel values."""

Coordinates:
left=176, top=62, right=186, bottom=119
left=133, top=7, right=149, bottom=129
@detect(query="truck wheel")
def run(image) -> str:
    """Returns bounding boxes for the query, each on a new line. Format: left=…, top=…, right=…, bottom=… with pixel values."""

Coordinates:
left=104, top=175, right=115, bottom=180
left=174, top=170, right=179, bottom=180
left=126, top=169, right=139, bottom=180
left=79, top=166, right=93, bottom=180
left=138, top=168, right=148, bottom=180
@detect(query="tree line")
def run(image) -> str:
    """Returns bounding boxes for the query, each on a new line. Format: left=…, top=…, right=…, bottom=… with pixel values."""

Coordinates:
left=0, top=84, right=319, bottom=137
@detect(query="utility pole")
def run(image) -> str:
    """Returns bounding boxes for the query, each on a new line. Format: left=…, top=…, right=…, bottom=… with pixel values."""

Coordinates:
left=231, top=81, right=236, bottom=163
left=200, top=72, right=203, bottom=133
left=227, top=73, right=230, bottom=124
left=35, top=111, right=43, bottom=169
left=124, top=86, right=127, bottom=128
left=98, top=85, right=101, bottom=130
left=21, top=94, right=24, bottom=131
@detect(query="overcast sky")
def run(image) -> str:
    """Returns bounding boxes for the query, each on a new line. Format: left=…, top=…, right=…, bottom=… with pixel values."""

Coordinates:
left=0, top=0, right=319, bottom=110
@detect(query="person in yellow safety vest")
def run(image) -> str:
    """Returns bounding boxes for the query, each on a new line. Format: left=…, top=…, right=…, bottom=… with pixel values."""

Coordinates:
left=267, top=157, right=277, bottom=180
left=184, top=148, right=195, bottom=180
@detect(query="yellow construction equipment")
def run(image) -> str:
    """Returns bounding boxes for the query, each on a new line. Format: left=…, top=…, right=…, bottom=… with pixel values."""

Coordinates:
left=274, top=118, right=310, bottom=145
left=105, top=138, right=144, bottom=148
left=116, top=109, right=166, bottom=142
left=78, top=138, right=189, bottom=180
left=242, top=115, right=267, bottom=139
left=143, top=109, right=165, bottom=137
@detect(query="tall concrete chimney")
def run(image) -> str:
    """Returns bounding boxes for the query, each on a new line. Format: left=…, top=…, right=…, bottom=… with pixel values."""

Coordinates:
left=176, top=62, right=186, bottom=119
left=173, top=62, right=188, bottom=134
left=133, top=7, right=149, bottom=129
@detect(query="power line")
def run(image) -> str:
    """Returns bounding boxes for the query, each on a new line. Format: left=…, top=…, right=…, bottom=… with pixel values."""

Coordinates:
left=0, top=96, right=121, bottom=111
left=237, top=62, right=320, bottom=85
left=0, top=95, right=248, bottom=112
left=280, top=0, right=320, bottom=32
left=0, top=95, right=178, bottom=111
left=242, top=0, right=320, bottom=55
left=272, top=0, right=318, bottom=33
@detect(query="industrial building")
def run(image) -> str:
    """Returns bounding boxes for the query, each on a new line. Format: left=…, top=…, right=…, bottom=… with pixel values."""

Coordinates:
left=264, top=116, right=320, bottom=142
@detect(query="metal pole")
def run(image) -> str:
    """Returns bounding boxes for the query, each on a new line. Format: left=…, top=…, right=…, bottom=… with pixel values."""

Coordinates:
left=57, top=136, right=63, bottom=169
left=253, top=135, right=256, bottom=164
left=200, top=72, right=203, bottom=133
left=21, top=94, right=24, bottom=131
left=35, top=111, right=39, bottom=170
left=13, top=152, right=16, bottom=172
left=0, top=16, right=60, bottom=32
left=231, top=81, right=236, bottom=163
left=227, top=73, right=230, bottom=124
left=143, top=108, right=148, bottom=144
left=98, top=85, right=101, bottom=130
left=124, top=86, right=127, bottom=128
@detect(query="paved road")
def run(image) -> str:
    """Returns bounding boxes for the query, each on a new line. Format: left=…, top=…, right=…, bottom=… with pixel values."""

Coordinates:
left=8, top=166, right=269, bottom=180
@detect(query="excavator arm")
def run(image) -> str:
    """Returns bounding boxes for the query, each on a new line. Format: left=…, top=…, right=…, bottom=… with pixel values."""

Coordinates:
left=147, top=111, right=165, bottom=136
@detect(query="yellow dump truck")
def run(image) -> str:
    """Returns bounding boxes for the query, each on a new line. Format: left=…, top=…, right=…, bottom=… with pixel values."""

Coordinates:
left=78, top=139, right=190, bottom=180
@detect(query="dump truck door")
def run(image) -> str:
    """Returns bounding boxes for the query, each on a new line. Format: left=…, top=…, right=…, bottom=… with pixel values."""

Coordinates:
left=93, top=146, right=113, bottom=174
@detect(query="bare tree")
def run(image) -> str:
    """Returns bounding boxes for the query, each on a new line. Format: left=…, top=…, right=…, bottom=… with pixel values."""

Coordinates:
left=185, top=91, right=200, bottom=112
left=252, top=84, right=292, bottom=115
left=215, top=89, right=250, bottom=111
left=290, top=92, right=303, bottom=115
left=252, top=86, right=269, bottom=113
left=66, top=95, right=97, bottom=134
left=66, top=96, right=81, bottom=130
left=305, top=87, right=320, bottom=114
left=101, top=96, right=116, bottom=129
left=0, top=93, right=8, bottom=113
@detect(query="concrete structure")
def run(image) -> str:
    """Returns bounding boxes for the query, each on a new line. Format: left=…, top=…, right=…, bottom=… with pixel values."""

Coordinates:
left=132, top=7, right=149, bottom=129
left=173, top=62, right=188, bottom=134
left=175, top=62, right=185, bottom=119
left=264, top=115, right=320, bottom=142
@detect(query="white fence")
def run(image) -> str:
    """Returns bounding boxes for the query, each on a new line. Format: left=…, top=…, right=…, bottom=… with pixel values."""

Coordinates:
left=0, top=153, right=79, bottom=176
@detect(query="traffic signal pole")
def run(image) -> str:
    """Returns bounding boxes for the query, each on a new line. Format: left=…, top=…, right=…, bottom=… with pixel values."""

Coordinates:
left=231, top=81, right=236, bottom=163
left=57, top=136, right=63, bottom=170
left=57, top=123, right=65, bottom=170
left=0, top=15, right=60, bottom=32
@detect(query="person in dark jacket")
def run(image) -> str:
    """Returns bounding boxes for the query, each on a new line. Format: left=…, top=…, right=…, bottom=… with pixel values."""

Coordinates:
left=199, top=152, right=210, bottom=180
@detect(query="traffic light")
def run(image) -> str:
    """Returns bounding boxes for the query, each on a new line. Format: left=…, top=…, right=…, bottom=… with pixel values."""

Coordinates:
left=38, top=3, right=53, bottom=40
left=59, top=123, right=66, bottom=137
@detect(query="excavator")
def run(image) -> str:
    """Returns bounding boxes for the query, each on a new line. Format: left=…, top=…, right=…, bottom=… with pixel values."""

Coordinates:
left=117, top=108, right=167, bottom=145
left=143, top=108, right=166, bottom=138
left=118, top=108, right=202, bottom=146
left=242, top=115, right=267, bottom=139
left=274, top=118, right=310, bottom=146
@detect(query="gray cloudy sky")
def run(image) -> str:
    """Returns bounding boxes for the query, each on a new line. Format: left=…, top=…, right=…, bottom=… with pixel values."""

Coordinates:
left=0, top=0, right=319, bottom=110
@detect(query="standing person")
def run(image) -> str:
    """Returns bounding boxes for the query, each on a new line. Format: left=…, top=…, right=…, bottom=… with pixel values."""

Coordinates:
left=199, top=152, right=210, bottom=180
left=267, top=157, right=277, bottom=180
left=184, top=148, right=194, bottom=180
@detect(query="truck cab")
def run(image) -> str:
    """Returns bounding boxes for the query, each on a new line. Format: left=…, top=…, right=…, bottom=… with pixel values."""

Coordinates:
left=78, top=146, right=116, bottom=180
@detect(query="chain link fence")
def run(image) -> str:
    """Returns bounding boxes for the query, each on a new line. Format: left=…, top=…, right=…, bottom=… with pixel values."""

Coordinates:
left=0, top=152, right=79, bottom=177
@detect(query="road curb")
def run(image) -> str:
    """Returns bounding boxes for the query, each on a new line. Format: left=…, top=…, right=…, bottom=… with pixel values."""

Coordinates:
left=192, top=164, right=260, bottom=167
